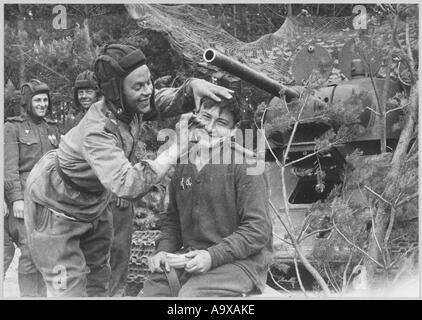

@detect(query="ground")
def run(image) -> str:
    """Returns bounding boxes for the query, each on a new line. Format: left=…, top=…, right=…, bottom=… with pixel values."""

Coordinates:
left=3, top=248, right=418, bottom=298
left=3, top=248, right=20, bottom=297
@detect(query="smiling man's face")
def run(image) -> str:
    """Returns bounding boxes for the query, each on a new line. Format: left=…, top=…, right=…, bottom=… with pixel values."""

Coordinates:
left=193, top=105, right=236, bottom=148
left=30, top=93, right=49, bottom=118
left=122, top=64, right=153, bottom=114
left=78, top=88, right=98, bottom=110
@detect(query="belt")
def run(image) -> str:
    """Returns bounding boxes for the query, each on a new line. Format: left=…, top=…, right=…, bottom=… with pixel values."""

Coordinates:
left=54, top=155, right=105, bottom=196
left=164, top=268, right=181, bottom=297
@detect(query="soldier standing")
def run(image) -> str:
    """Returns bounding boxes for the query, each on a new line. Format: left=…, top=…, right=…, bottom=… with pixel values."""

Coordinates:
left=23, top=44, right=233, bottom=297
left=4, top=79, right=60, bottom=296
left=64, top=69, right=136, bottom=296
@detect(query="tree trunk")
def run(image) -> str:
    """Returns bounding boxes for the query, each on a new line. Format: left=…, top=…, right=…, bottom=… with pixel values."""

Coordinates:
left=379, top=15, right=398, bottom=153
left=379, top=54, right=392, bottom=153
left=232, top=5, right=237, bottom=38
left=17, top=4, right=25, bottom=87
left=364, top=81, right=418, bottom=282
left=287, top=4, right=293, bottom=17
left=83, top=18, right=95, bottom=58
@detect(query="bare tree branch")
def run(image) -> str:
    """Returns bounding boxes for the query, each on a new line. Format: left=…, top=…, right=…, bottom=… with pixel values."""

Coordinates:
left=272, top=231, right=294, bottom=246
left=386, top=106, right=406, bottom=115
left=332, top=217, right=384, bottom=268
left=327, top=263, right=342, bottom=292
left=298, top=227, right=333, bottom=242
left=404, top=16, right=416, bottom=82
left=395, top=193, right=418, bottom=207
left=383, top=206, right=396, bottom=266
left=294, top=255, right=307, bottom=296
left=364, top=185, right=392, bottom=206
left=268, top=269, right=292, bottom=294
left=342, top=252, right=354, bottom=290
left=370, top=208, right=387, bottom=269
left=365, top=106, right=380, bottom=116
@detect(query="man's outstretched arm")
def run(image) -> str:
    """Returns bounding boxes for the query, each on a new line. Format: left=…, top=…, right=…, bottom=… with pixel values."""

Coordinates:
left=145, top=78, right=233, bottom=120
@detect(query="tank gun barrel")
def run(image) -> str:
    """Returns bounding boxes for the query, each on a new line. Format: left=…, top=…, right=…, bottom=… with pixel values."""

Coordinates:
left=203, top=48, right=299, bottom=101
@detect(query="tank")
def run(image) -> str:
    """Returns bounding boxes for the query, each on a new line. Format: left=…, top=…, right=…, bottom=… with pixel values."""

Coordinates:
left=203, top=46, right=408, bottom=265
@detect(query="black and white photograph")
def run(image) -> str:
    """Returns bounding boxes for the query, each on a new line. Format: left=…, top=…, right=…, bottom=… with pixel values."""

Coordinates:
left=1, top=2, right=419, bottom=302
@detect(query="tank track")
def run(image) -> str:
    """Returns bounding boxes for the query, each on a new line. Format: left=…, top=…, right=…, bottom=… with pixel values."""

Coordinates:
left=127, top=230, right=160, bottom=284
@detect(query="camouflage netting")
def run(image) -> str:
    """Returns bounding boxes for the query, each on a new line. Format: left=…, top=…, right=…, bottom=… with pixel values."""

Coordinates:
left=125, top=4, right=418, bottom=85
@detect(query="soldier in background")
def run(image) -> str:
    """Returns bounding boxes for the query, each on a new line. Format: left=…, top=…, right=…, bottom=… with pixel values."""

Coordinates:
left=3, top=79, right=60, bottom=296
left=63, top=70, right=101, bottom=133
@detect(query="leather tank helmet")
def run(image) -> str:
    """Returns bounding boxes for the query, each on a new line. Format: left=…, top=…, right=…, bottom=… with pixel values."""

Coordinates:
left=94, top=44, right=155, bottom=117
left=73, top=70, right=100, bottom=109
left=20, top=79, right=51, bottom=117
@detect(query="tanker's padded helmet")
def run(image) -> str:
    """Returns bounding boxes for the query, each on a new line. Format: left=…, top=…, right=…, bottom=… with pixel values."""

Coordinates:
left=73, top=70, right=99, bottom=109
left=21, top=79, right=51, bottom=114
left=94, top=44, right=147, bottom=112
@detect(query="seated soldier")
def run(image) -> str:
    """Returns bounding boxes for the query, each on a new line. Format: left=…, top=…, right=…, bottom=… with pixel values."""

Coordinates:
left=140, top=97, right=272, bottom=297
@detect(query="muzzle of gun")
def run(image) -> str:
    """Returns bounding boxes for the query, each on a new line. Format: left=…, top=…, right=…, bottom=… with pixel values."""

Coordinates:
left=203, top=48, right=328, bottom=111
left=203, top=48, right=300, bottom=102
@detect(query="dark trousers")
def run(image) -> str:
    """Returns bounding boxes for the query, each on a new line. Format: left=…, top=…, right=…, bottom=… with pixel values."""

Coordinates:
left=4, top=213, right=47, bottom=297
left=109, top=201, right=134, bottom=296
left=24, top=198, right=113, bottom=297
left=140, top=263, right=254, bottom=297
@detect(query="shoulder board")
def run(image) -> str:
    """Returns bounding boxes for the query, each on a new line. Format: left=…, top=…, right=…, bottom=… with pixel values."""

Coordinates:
left=6, top=116, right=25, bottom=123
left=104, top=118, right=119, bottom=136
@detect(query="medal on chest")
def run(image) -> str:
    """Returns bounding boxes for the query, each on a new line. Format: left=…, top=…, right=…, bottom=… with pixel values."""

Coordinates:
left=46, top=127, right=59, bottom=147
left=47, top=133, right=58, bottom=147
left=180, top=176, right=192, bottom=190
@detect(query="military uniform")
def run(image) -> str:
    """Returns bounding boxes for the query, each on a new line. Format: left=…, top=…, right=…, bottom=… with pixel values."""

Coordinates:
left=24, top=82, right=195, bottom=297
left=4, top=113, right=60, bottom=296
left=63, top=95, right=136, bottom=297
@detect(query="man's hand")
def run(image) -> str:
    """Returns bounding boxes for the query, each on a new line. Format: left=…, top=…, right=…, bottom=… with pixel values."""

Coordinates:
left=116, top=198, right=130, bottom=209
left=189, top=79, right=234, bottom=111
left=166, top=112, right=191, bottom=161
left=184, top=250, right=212, bottom=274
left=12, top=200, right=24, bottom=219
left=154, top=113, right=192, bottom=177
left=148, top=251, right=170, bottom=273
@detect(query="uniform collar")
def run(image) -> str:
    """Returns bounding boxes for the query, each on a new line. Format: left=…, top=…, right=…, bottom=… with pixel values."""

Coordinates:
left=105, top=99, right=135, bottom=125
left=25, top=112, right=43, bottom=125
